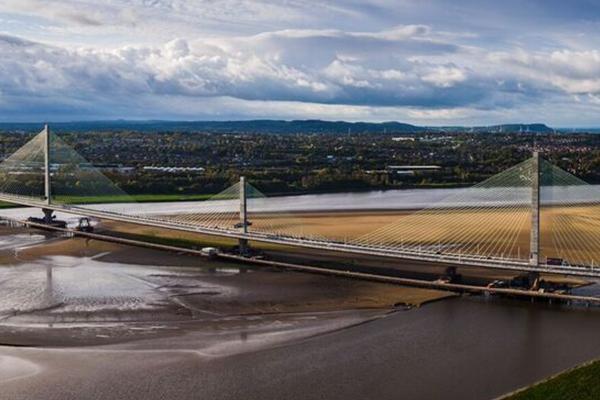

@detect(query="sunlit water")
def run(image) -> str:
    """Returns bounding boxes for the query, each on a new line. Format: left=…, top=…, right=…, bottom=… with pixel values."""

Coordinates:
left=0, top=254, right=239, bottom=319
left=0, top=257, right=159, bottom=315
left=1, top=186, right=600, bottom=221
left=0, top=233, right=47, bottom=250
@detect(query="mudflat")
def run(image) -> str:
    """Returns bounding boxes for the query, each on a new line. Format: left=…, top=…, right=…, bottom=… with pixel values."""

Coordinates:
left=0, top=226, right=452, bottom=348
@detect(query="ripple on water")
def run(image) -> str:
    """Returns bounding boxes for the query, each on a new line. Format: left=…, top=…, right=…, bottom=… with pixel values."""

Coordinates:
left=0, top=233, right=47, bottom=250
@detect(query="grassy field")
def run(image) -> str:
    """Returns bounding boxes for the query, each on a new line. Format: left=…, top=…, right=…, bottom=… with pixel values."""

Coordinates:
left=54, top=193, right=216, bottom=204
left=505, top=360, right=600, bottom=400
left=0, top=193, right=216, bottom=207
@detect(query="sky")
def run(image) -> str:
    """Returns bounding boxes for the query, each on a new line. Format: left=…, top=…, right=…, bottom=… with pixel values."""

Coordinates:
left=1, top=0, right=600, bottom=126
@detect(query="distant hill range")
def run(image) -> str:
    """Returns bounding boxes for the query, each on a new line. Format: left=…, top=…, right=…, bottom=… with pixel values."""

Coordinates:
left=0, top=119, right=559, bottom=134
left=439, top=123, right=555, bottom=134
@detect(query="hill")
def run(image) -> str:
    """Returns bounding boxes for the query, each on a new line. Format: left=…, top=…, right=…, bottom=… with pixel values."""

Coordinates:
left=0, top=120, right=555, bottom=134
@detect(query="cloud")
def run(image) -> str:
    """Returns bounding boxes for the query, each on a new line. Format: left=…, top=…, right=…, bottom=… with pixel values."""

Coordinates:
left=1, top=1, right=600, bottom=125
left=1, top=0, right=115, bottom=27
left=0, top=26, right=590, bottom=123
left=489, top=49, right=600, bottom=94
left=59, top=12, right=104, bottom=27
left=0, top=27, right=485, bottom=110
left=421, top=65, right=467, bottom=88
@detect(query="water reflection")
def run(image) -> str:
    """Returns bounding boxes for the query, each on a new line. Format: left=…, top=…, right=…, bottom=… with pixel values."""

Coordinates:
left=44, top=265, right=54, bottom=307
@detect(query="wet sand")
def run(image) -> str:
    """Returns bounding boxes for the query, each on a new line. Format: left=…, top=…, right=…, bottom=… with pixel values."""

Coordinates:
left=0, top=227, right=452, bottom=348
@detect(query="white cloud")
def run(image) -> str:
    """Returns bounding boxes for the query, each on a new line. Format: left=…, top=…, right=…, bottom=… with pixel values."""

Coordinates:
left=421, top=65, right=467, bottom=88
left=1, top=0, right=600, bottom=125
left=0, top=26, right=480, bottom=108
left=489, top=49, right=600, bottom=94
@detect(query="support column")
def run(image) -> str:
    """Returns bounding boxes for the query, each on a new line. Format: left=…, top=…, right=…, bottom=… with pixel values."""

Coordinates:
left=44, top=124, right=51, bottom=205
left=42, top=124, right=54, bottom=224
left=238, top=176, right=249, bottom=255
left=42, top=208, right=54, bottom=224
left=443, top=266, right=460, bottom=283
left=528, top=271, right=540, bottom=290
left=529, top=151, right=540, bottom=267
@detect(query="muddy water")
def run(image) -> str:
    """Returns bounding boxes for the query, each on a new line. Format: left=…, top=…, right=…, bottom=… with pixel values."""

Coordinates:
left=2, top=296, right=600, bottom=399
left=1, top=231, right=600, bottom=399
left=193, top=297, right=600, bottom=400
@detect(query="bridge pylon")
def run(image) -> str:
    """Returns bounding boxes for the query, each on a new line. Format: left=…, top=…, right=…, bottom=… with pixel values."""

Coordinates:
left=238, top=176, right=249, bottom=255
left=527, top=150, right=541, bottom=289
left=44, top=124, right=51, bottom=205
left=42, top=124, right=54, bottom=223
left=529, top=151, right=540, bottom=267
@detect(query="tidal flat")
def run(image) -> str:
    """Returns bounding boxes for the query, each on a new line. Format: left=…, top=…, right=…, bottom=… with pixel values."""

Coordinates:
left=0, top=226, right=450, bottom=348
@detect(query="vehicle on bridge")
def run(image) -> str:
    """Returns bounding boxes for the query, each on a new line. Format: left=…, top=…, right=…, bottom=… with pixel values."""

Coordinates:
left=75, top=217, right=94, bottom=233
left=27, top=216, right=67, bottom=229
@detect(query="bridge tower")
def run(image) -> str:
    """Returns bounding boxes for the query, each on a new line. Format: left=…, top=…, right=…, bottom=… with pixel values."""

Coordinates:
left=529, top=151, right=540, bottom=267
left=238, top=176, right=249, bottom=255
left=42, top=124, right=53, bottom=223
left=44, top=124, right=51, bottom=205
left=528, top=151, right=541, bottom=289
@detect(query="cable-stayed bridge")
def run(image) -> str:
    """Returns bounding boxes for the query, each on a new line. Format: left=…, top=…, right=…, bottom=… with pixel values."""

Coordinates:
left=1, top=126, right=600, bottom=278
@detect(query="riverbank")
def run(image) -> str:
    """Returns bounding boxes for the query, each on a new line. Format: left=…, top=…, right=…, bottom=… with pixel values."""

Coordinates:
left=502, top=359, right=600, bottom=400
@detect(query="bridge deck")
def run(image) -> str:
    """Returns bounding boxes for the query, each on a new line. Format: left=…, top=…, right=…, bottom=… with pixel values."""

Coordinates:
left=2, top=194, right=600, bottom=278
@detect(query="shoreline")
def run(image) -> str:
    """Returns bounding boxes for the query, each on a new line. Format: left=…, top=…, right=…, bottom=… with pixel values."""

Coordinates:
left=496, top=357, right=600, bottom=400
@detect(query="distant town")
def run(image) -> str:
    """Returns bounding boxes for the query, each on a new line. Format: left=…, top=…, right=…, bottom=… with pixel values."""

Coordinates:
left=0, top=120, right=599, bottom=196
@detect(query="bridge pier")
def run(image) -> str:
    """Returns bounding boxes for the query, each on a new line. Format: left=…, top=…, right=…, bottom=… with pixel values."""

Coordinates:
left=443, top=266, right=461, bottom=283
left=42, top=208, right=54, bottom=224
left=528, top=271, right=540, bottom=290
left=238, top=239, right=249, bottom=255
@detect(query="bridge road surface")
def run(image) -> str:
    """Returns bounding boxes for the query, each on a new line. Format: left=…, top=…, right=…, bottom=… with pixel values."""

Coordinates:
left=2, top=195, right=600, bottom=278
left=3, top=298, right=600, bottom=400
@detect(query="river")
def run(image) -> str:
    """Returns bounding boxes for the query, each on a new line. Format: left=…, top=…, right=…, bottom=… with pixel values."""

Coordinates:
left=1, top=185, right=600, bottom=222
left=1, top=188, right=600, bottom=399
left=2, top=296, right=600, bottom=400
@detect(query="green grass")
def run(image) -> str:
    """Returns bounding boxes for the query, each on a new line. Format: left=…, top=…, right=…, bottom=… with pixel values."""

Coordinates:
left=505, top=359, right=600, bottom=400
left=112, top=230, right=229, bottom=249
left=53, top=193, right=216, bottom=204
left=0, top=193, right=233, bottom=208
